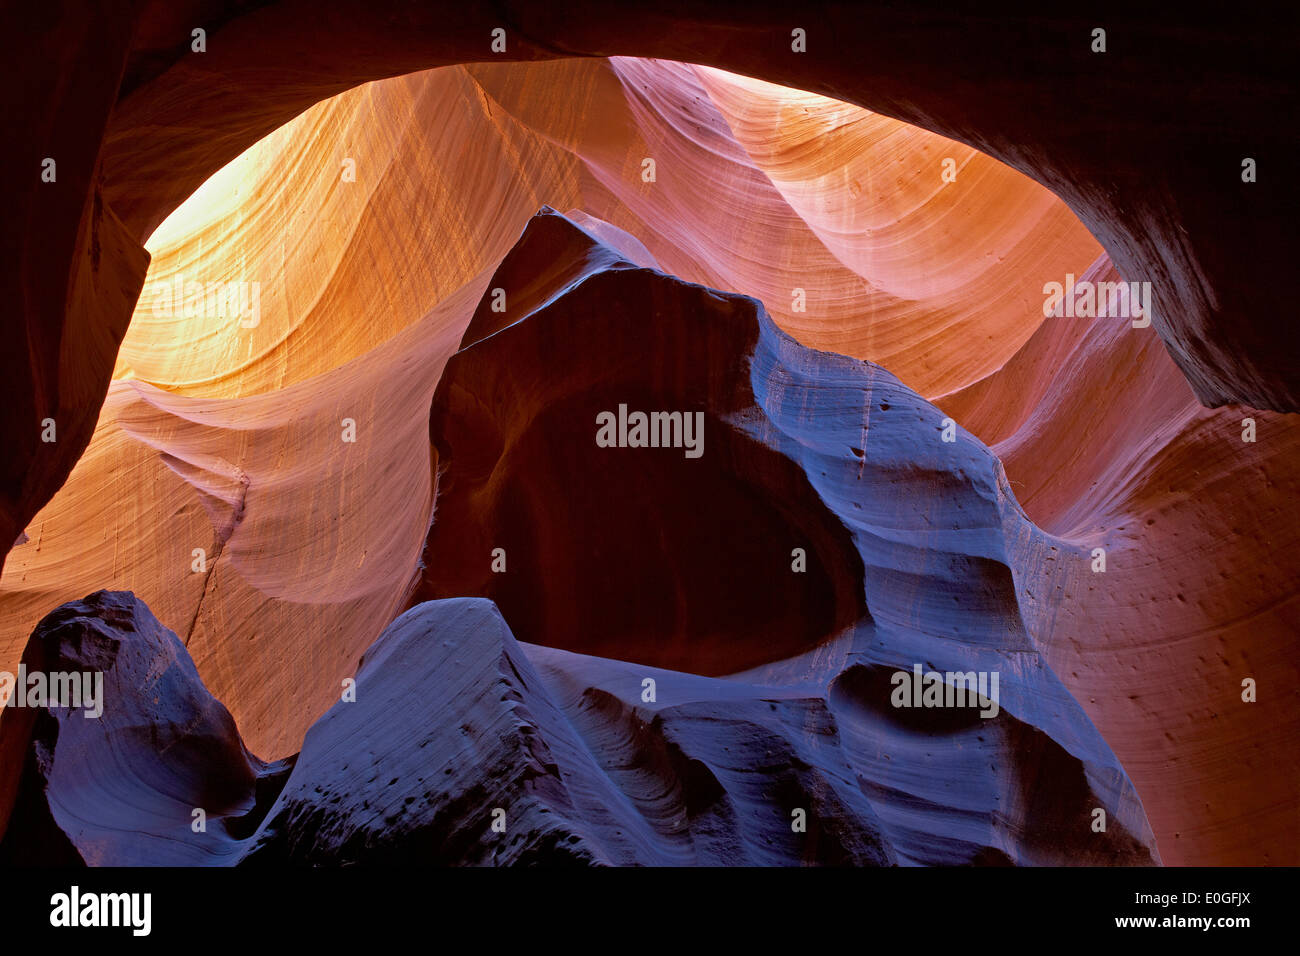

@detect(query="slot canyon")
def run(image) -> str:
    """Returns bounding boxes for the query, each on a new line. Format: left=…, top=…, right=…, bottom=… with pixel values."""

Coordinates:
left=0, top=3, right=1295, bottom=869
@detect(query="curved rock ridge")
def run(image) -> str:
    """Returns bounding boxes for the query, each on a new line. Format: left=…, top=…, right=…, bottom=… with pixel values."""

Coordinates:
left=246, top=597, right=895, bottom=866
left=2, top=56, right=1102, bottom=682
left=0, top=213, right=1162, bottom=867
left=0, top=48, right=1111, bottom=580
left=420, top=213, right=872, bottom=674
left=413, top=209, right=1158, bottom=864
left=0, top=591, right=1156, bottom=866
left=0, top=6, right=1293, bottom=872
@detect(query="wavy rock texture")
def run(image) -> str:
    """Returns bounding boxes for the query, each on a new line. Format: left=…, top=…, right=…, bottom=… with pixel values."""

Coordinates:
left=0, top=214, right=1164, bottom=867
left=0, top=581, right=1154, bottom=867
left=0, top=60, right=1099, bottom=758
left=246, top=598, right=891, bottom=866
left=1, top=31, right=1295, bottom=868
left=412, top=211, right=1160, bottom=866
left=114, top=58, right=1099, bottom=400
left=4, top=4, right=1295, bottom=590
left=939, top=254, right=1300, bottom=866
left=1, top=283, right=477, bottom=758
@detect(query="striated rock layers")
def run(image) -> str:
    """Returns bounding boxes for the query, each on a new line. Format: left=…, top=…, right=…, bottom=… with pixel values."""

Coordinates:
left=0, top=214, right=1161, bottom=865
left=3, top=3, right=1296, bottom=592
left=937, top=253, right=1300, bottom=866
left=0, top=57, right=1102, bottom=755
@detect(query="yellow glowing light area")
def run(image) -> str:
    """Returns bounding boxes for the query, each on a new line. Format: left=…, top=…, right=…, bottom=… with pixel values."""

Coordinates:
left=115, top=118, right=284, bottom=393
left=114, top=80, right=402, bottom=398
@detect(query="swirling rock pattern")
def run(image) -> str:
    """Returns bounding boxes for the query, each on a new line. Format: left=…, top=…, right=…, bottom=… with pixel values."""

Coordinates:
left=0, top=218, right=1162, bottom=866
left=413, top=211, right=1159, bottom=865
left=3, top=3, right=1295, bottom=587
left=0, top=58, right=1101, bottom=760
left=1, top=14, right=1295, bottom=866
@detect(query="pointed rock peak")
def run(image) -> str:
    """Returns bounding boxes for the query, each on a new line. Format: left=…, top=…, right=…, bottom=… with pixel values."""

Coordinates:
left=562, top=209, right=663, bottom=271
left=460, top=206, right=640, bottom=350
